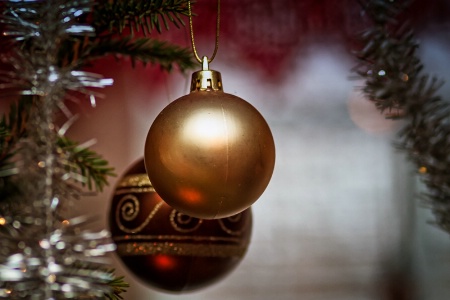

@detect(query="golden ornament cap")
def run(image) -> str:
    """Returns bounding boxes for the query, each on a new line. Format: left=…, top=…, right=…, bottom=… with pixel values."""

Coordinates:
left=190, top=56, right=223, bottom=92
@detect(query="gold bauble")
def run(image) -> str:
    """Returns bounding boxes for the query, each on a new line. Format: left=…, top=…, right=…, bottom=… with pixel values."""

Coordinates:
left=144, top=59, right=275, bottom=219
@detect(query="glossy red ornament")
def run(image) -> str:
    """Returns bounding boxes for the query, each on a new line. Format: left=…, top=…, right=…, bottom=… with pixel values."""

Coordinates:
left=109, top=158, right=253, bottom=293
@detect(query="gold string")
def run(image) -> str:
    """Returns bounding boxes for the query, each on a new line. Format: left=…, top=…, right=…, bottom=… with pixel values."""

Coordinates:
left=188, top=0, right=221, bottom=64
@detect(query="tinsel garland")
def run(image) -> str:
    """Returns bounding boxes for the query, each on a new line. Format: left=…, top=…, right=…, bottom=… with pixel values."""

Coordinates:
left=0, top=1, right=117, bottom=298
left=354, top=0, right=450, bottom=233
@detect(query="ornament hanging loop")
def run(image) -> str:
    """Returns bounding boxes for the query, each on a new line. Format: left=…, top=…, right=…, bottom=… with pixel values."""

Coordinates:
left=191, top=56, right=223, bottom=92
left=202, top=56, right=209, bottom=70
left=188, top=0, right=221, bottom=64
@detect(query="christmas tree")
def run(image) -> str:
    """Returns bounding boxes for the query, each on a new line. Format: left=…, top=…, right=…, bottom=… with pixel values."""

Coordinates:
left=0, top=1, right=195, bottom=299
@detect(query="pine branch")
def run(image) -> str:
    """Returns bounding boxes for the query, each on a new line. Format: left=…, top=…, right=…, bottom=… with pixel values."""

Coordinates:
left=354, top=0, right=450, bottom=234
left=0, top=128, right=16, bottom=177
left=57, top=136, right=116, bottom=192
left=355, top=19, right=421, bottom=116
left=104, top=271, right=130, bottom=300
left=2, top=0, right=195, bottom=297
left=85, top=36, right=196, bottom=71
left=0, top=96, right=115, bottom=193
left=94, top=0, right=191, bottom=35
left=0, top=96, right=32, bottom=177
left=56, top=1, right=197, bottom=71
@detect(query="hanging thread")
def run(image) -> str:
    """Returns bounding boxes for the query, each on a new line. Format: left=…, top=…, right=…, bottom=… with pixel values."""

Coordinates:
left=188, top=0, right=221, bottom=64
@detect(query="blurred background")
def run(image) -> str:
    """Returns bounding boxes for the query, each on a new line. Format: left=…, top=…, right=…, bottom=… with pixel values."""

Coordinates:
left=65, top=0, right=450, bottom=299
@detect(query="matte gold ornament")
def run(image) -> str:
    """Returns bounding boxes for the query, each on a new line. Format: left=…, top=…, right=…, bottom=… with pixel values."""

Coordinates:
left=144, top=58, right=275, bottom=219
left=145, top=0, right=275, bottom=218
left=109, top=159, right=252, bottom=292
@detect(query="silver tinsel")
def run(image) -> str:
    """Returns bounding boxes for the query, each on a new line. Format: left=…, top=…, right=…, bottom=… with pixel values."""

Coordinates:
left=0, top=1, right=115, bottom=299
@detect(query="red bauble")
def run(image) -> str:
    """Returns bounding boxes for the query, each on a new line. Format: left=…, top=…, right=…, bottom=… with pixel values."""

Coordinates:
left=109, top=158, right=252, bottom=293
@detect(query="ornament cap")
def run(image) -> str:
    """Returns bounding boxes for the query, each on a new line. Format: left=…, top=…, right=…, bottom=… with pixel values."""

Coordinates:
left=190, top=56, right=223, bottom=92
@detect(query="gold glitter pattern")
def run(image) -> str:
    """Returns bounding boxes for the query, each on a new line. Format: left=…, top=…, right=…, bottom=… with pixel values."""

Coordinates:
left=218, top=213, right=244, bottom=236
left=115, top=195, right=164, bottom=233
left=119, top=194, right=140, bottom=221
left=117, top=242, right=248, bottom=258
left=113, top=234, right=242, bottom=244
left=117, top=174, right=152, bottom=188
left=169, top=209, right=203, bottom=233
left=114, top=187, right=155, bottom=195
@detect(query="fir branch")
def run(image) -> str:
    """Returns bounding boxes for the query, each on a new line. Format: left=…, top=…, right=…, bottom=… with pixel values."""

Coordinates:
left=85, top=36, right=196, bottom=71
left=0, top=96, right=115, bottom=193
left=0, top=2, right=119, bottom=297
left=57, top=136, right=116, bottom=192
left=104, top=271, right=130, bottom=300
left=0, top=96, right=32, bottom=177
left=0, top=128, right=15, bottom=177
left=93, top=0, right=191, bottom=35
left=354, top=0, right=450, bottom=233
left=1, top=0, right=196, bottom=297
